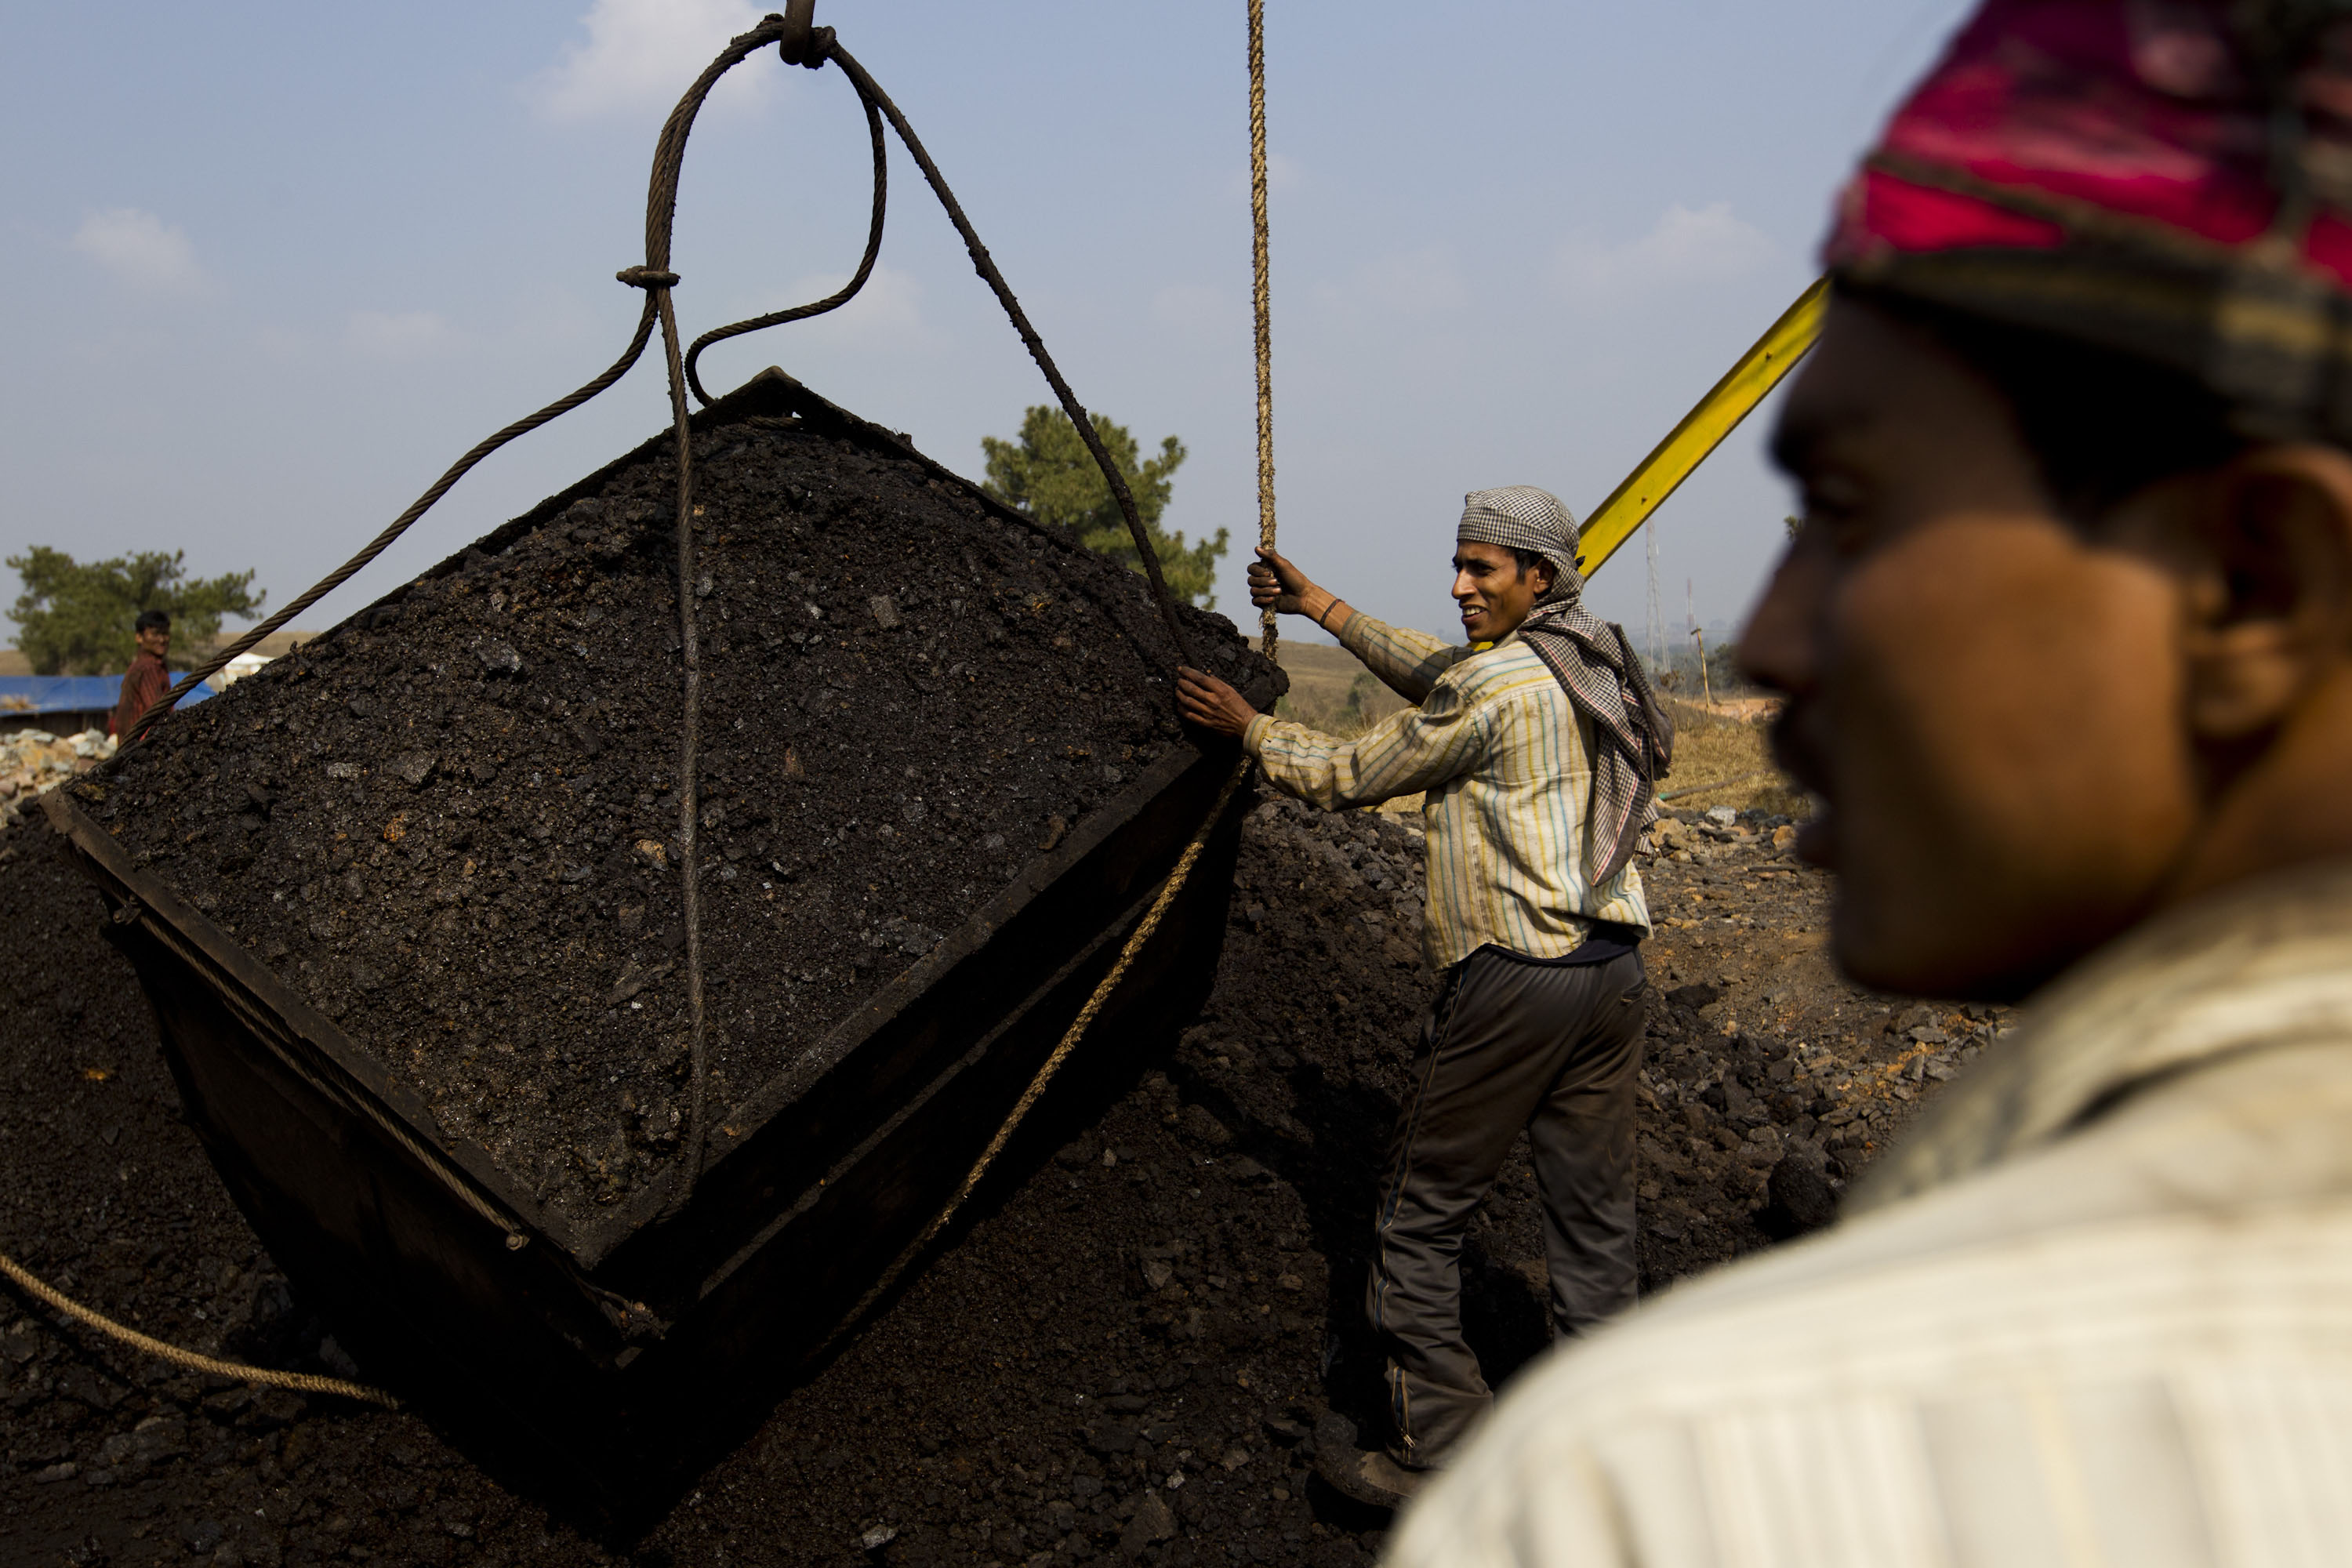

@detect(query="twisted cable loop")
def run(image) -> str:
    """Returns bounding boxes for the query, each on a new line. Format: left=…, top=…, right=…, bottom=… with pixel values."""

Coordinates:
left=685, top=71, right=887, bottom=407
left=120, top=294, right=661, bottom=742
left=778, top=0, right=836, bottom=68
left=825, top=45, right=1200, bottom=668
left=624, top=14, right=800, bottom=1219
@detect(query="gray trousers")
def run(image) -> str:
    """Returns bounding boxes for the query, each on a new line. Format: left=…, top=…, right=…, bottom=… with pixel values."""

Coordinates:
left=1366, top=943, right=1647, bottom=1467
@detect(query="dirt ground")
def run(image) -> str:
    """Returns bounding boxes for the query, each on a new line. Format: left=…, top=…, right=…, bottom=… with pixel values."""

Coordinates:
left=0, top=782, right=2002, bottom=1568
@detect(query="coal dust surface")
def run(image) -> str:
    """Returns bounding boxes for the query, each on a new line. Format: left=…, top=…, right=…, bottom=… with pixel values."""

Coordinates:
left=0, top=789, right=2007, bottom=1566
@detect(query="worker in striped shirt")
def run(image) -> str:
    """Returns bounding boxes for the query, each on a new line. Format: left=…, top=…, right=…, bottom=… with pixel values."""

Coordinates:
left=1177, top=487, right=1671, bottom=1508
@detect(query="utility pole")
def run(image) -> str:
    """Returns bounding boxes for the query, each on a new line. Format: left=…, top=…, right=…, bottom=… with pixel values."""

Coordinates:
left=1685, top=576, right=1697, bottom=691
left=1643, top=520, right=1665, bottom=684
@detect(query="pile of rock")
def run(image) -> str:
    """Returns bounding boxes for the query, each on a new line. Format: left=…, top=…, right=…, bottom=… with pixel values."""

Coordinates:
left=1630, top=802, right=2014, bottom=1259
left=0, top=729, right=112, bottom=829
left=1650, top=803, right=1801, bottom=863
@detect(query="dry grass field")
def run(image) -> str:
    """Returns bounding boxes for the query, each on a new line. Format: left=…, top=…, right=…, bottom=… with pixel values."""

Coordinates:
left=1659, top=695, right=1809, bottom=817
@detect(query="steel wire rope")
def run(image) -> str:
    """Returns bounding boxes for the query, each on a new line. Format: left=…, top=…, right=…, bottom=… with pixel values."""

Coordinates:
left=120, top=296, right=657, bottom=743
left=673, top=16, right=1200, bottom=666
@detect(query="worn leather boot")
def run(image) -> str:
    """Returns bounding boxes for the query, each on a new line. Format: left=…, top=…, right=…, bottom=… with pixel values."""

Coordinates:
left=1313, top=1412, right=1430, bottom=1511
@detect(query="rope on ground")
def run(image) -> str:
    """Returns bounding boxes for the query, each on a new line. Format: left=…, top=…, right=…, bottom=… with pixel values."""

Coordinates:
left=819, top=757, right=1253, bottom=1356
left=1658, top=769, right=1771, bottom=803
left=1247, top=0, right=1280, bottom=664
left=0, top=1249, right=398, bottom=1408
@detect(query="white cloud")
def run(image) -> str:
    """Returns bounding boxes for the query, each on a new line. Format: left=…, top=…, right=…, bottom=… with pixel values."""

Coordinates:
left=71, top=209, right=205, bottom=293
left=1308, top=246, right=1466, bottom=318
left=1552, top=202, right=1778, bottom=303
left=346, top=310, right=464, bottom=361
left=528, top=0, right=776, bottom=122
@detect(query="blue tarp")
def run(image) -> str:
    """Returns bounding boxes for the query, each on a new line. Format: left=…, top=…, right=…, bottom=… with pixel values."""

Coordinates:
left=0, top=674, right=216, bottom=718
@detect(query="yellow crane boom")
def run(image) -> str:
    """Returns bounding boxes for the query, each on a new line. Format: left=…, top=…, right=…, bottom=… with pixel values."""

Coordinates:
left=1577, top=277, right=1830, bottom=578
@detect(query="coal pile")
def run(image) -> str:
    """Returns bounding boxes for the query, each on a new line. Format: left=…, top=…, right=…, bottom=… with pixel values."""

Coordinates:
left=70, top=382, right=1272, bottom=1225
left=0, top=786, right=2001, bottom=1565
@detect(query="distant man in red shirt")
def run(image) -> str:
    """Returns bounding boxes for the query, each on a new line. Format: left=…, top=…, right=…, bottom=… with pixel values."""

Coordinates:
left=109, top=610, right=172, bottom=741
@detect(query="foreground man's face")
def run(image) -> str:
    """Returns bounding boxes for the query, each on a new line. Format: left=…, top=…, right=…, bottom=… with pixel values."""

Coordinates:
left=1742, top=300, right=2197, bottom=1000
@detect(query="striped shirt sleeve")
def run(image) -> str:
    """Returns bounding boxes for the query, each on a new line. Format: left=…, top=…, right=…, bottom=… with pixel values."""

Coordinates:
left=1336, top=613, right=1472, bottom=705
left=1243, top=670, right=1485, bottom=811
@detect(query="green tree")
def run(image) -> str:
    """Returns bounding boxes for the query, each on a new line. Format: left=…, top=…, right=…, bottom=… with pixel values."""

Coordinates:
left=980, top=406, right=1229, bottom=608
left=5, top=547, right=267, bottom=675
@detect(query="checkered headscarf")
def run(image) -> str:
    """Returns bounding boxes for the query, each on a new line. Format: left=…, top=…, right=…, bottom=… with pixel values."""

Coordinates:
left=1457, top=488, right=1672, bottom=884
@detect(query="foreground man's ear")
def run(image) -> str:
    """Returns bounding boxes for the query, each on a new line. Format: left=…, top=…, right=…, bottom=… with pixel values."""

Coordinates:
left=2174, top=446, right=2352, bottom=742
left=2157, top=443, right=2352, bottom=904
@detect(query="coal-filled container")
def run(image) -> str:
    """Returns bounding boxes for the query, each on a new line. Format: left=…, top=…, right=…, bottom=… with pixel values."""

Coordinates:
left=46, top=368, right=1279, bottom=1492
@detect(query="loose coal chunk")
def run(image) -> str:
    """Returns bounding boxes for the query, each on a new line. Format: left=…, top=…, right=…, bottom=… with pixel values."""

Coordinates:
left=78, top=390, right=1272, bottom=1225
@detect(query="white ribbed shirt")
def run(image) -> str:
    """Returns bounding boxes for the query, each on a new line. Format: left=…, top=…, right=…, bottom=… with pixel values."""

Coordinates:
left=1386, top=856, right=2352, bottom=1568
left=1242, top=612, right=1649, bottom=969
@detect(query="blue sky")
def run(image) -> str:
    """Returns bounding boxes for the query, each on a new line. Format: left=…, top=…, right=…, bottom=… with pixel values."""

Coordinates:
left=1, top=1, right=1974, bottom=657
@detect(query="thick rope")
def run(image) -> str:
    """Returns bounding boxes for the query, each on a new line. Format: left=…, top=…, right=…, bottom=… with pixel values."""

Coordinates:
left=0, top=1249, right=397, bottom=1408
left=621, top=19, right=789, bottom=1217
left=1247, top=0, right=1279, bottom=664
left=654, top=281, right=712, bottom=1216
left=819, top=758, right=1251, bottom=1357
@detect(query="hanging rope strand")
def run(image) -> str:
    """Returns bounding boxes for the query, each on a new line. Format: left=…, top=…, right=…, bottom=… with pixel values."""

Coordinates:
left=1247, top=0, right=1279, bottom=663
left=812, top=11, right=1292, bottom=1354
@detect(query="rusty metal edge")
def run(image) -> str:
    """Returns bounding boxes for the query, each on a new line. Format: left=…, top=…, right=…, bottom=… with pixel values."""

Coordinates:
left=695, top=857, right=1180, bottom=1311
left=571, top=730, right=1249, bottom=1265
